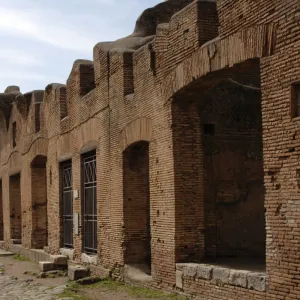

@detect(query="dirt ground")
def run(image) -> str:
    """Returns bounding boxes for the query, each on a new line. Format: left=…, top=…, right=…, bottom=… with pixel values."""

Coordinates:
left=0, top=254, right=189, bottom=300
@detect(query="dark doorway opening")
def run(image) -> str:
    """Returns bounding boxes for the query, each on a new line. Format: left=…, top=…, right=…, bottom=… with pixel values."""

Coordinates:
left=31, top=155, right=48, bottom=249
left=123, top=141, right=151, bottom=274
left=173, top=60, right=266, bottom=272
left=9, top=173, right=21, bottom=243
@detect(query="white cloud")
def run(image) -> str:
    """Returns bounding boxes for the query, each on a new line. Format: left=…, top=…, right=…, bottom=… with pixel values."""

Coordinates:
left=0, top=70, right=46, bottom=81
left=0, top=0, right=162, bottom=92
left=0, top=49, right=42, bottom=66
left=0, top=8, right=98, bottom=53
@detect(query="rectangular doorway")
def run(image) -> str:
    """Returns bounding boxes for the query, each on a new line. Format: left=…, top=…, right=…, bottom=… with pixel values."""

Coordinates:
left=9, top=173, right=21, bottom=243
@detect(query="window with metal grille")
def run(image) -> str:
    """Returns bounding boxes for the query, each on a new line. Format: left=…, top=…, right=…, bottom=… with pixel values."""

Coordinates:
left=291, top=82, right=300, bottom=118
left=35, top=103, right=41, bottom=133
left=81, top=150, right=97, bottom=254
left=12, top=122, right=16, bottom=148
left=61, top=161, right=73, bottom=248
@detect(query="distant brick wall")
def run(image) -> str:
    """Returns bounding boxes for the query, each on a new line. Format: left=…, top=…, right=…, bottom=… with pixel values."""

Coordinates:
left=1, top=1, right=300, bottom=299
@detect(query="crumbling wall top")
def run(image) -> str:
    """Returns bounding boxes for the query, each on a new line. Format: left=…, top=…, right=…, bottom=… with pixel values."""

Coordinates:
left=94, top=0, right=193, bottom=54
left=4, top=86, right=20, bottom=94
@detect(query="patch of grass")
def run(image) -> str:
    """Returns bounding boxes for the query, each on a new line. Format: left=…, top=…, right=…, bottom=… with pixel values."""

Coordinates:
left=13, top=254, right=30, bottom=261
left=80, top=278, right=188, bottom=299
left=127, top=286, right=188, bottom=299
left=58, top=283, right=90, bottom=300
left=23, top=271, right=38, bottom=276
left=59, top=278, right=188, bottom=300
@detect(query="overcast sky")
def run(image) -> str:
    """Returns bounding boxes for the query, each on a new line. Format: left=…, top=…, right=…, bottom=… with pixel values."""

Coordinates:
left=0, top=0, right=162, bottom=93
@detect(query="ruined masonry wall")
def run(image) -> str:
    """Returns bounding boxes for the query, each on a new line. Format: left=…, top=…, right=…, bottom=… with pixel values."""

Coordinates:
left=0, top=1, right=299, bottom=300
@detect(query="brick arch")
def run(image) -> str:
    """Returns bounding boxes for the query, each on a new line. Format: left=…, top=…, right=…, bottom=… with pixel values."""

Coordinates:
left=25, top=137, right=48, bottom=162
left=161, top=24, right=277, bottom=103
left=120, top=118, right=152, bottom=151
left=79, top=140, right=98, bottom=154
left=6, top=151, right=22, bottom=174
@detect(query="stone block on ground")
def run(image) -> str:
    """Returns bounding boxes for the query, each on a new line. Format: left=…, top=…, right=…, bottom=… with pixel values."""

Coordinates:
left=68, top=265, right=90, bottom=281
left=50, top=255, right=67, bottom=266
left=77, top=276, right=102, bottom=285
left=39, top=261, right=54, bottom=272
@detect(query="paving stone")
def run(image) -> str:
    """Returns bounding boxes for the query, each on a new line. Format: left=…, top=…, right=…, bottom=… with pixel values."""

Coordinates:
left=0, top=275, right=67, bottom=299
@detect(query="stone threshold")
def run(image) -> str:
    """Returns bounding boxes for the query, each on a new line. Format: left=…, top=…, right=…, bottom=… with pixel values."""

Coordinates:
left=3, top=244, right=51, bottom=263
left=176, top=263, right=266, bottom=292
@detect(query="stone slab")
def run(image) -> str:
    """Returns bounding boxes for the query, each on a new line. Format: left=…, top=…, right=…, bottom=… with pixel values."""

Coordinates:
left=39, top=261, right=54, bottom=272
left=0, top=250, right=14, bottom=257
left=68, top=265, right=89, bottom=281
left=60, top=248, right=74, bottom=260
left=81, top=253, right=97, bottom=265
left=211, top=267, right=230, bottom=285
left=229, top=270, right=249, bottom=288
left=247, top=272, right=266, bottom=292
left=176, top=270, right=183, bottom=289
left=50, top=255, right=68, bottom=266
left=196, top=264, right=213, bottom=280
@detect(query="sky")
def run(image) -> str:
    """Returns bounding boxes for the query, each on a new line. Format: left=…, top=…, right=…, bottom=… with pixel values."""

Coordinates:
left=0, top=0, right=162, bottom=93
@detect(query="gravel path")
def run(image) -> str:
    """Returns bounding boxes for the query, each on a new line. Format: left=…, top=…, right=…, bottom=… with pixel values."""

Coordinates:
left=0, top=273, right=69, bottom=300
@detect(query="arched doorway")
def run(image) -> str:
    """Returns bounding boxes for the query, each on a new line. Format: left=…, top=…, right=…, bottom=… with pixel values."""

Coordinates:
left=172, top=59, right=266, bottom=270
left=123, top=141, right=151, bottom=274
left=31, top=155, right=48, bottom=249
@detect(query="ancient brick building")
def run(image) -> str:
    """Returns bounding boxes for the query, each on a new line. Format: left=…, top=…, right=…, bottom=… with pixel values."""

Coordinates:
left=0, top=0, right=300, bottom=298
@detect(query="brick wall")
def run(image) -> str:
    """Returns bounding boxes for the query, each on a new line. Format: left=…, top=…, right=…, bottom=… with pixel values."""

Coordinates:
left=0, top=1, right=300, bottom=299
